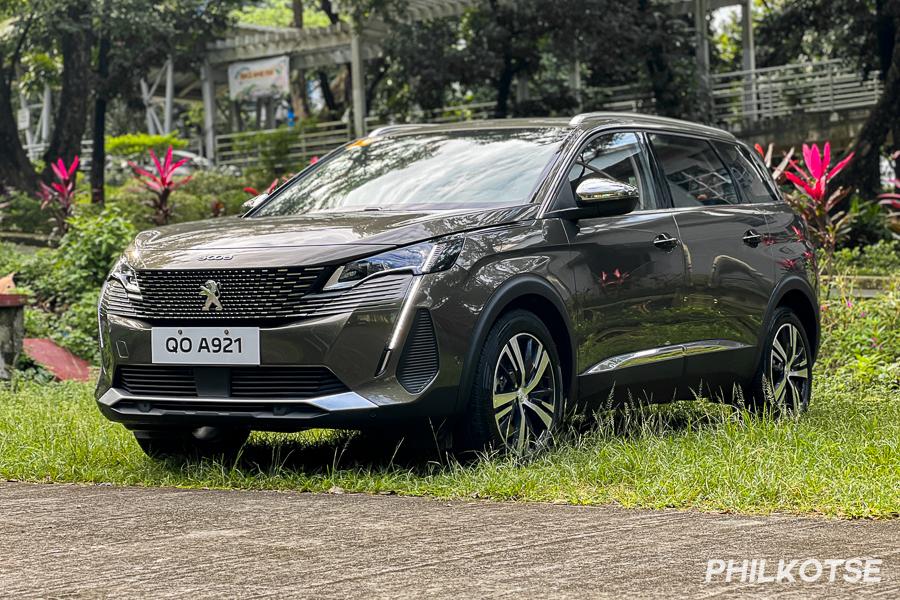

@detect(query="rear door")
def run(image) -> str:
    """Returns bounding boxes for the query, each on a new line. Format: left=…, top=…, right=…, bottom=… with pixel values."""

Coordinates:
left=647, top=133, right=776, bottom=386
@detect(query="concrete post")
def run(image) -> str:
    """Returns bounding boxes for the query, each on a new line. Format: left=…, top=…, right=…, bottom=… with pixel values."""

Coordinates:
left=201, top=61, right=216, bottom=163
left=164, top=56, right=175, bottom=134
left=350, top=31, right=366, bottom=138
left=694, top=0, right=712, bottom=118
left=740, top=0, right=757, bottom=122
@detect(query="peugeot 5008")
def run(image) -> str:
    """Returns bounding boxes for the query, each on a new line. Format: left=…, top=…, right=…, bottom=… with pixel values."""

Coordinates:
left=97, top=113, right=819, bottom=458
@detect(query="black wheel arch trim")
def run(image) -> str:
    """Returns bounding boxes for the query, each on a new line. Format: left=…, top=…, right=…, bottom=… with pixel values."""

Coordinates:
left=455, top=274, right=577, bottom=414
left=763, top=275, right=821, bottom=359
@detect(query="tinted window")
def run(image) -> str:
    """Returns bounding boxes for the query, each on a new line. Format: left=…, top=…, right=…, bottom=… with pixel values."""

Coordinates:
left=714, top=142, right=781, bottom=204
left=252, top=128, right=566, bottom=216
left=568, top=132, right=656, bottom=210
left=649, top=134, right=739, bottom=207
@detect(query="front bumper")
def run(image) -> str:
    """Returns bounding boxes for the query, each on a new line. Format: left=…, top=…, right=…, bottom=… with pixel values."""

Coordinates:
left=96, top=270, right=471, bottom=432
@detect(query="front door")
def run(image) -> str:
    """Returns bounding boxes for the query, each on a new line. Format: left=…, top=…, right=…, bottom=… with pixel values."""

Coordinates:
left=561, top=132, right=688, bottom=403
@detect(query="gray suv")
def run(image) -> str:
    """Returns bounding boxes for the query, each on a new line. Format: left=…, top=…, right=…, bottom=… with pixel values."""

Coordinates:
left=97, top=113, right=819, bottom=458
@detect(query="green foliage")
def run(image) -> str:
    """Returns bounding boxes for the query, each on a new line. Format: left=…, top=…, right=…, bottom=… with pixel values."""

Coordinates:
left=56, top=207, right=137, bottom=291
left=819, top=283, right=900, bottom=387
left=833, top=240, right=900, bottom=276
left=106, top=133, right=187, bottom=159
left=233, top=1, right=335, bottom=28
left=841, top=196, right=894, bottom=249
left=234, top=126, right=312, bottom=185
left=0, top=191, right=52, bottom=234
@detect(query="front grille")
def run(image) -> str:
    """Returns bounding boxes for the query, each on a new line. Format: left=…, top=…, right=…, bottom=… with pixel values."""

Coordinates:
left=396, top=309, right=439, bottom=394
left=115, top=366, right=349, bottom=399
left=102, top=271, right=411, bottom=323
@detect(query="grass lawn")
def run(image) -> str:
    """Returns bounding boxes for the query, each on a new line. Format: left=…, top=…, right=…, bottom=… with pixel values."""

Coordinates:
left=1, top=287, right=898, bottom=519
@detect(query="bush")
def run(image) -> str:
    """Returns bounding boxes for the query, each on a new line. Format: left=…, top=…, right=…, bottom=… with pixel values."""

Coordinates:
left=0, top=191, right=52, bottom=234
left=840, top=196, right=893, bottom=249
left=833, top=240, right=900, bottom=276
left=18, top=207, right=136, bottom=306
left=106, top=133, right=187, bottom=159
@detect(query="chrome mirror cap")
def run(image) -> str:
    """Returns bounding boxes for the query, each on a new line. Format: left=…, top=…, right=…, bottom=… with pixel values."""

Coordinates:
left=575, top=178, right=639, bottom=204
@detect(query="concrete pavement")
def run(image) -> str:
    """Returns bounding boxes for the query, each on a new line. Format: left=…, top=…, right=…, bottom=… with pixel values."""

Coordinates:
left=0, top=482, right=897, bottom=598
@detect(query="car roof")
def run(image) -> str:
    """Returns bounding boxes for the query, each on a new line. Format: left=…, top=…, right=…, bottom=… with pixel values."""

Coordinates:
left=369, top=112, right=738, bottom=143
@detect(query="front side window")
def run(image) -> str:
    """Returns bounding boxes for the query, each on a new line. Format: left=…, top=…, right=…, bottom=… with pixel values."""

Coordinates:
left=650, top=134, right=739, bottom=207
left=567, top=132, right=656, bottom=210
left=252, top=128, right=567, bottom=217
left=714, top=142, right=781, bottom=205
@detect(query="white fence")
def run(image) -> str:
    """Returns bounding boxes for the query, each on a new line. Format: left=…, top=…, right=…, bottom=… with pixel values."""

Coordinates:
left=711, top=60, right=882, bottom=128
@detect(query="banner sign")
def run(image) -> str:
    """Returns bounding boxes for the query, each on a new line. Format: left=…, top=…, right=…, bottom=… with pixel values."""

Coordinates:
left=227, top=56, right=290, bottom=101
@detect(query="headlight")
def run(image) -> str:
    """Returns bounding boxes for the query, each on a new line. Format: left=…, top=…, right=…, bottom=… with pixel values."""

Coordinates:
left=324, top=238, right=465, bottom=290
left=109, top=256, right=142, bottom=298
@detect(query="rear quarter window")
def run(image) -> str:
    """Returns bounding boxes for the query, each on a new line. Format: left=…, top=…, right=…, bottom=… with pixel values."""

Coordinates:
left=713, top=141, right=782, bottom=205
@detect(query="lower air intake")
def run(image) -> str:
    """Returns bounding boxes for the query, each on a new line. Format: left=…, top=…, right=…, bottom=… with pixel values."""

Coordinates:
left=396, top=309, right=439, bottom=394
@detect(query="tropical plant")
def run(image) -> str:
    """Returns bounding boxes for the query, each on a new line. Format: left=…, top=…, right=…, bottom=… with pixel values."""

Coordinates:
left=779, top=142, right=855, bottom=273
left=37, top=156, right=80, bottom=237
left=128, top=147, right=192, bottom=225
left=877, top=151, right=900, bottom=240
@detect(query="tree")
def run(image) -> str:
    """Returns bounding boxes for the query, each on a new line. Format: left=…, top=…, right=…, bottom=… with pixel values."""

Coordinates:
left=755, top=0, right=898, bottom=196
left=0, top=2, right=39, bottom=193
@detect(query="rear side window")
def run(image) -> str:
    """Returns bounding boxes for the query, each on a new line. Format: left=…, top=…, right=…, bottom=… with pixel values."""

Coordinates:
left=714, top=142, right=782, bottom=205
left=649, top=134, right=739, bottom=207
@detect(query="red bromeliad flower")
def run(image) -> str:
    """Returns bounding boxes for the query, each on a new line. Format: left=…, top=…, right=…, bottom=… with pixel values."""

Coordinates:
left=37, top=155, right=79, bottom=236
left=128, top=147, right=192, bottom=225
left=784, top=143, right=854, bottom=208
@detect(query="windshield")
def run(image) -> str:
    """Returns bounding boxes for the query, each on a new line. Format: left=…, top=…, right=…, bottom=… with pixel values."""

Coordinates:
left=251, top=128, right=567, bottom=217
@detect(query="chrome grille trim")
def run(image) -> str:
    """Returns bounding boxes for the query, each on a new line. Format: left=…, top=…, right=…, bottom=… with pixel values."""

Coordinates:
left=102, top=271, right=411, bottom=322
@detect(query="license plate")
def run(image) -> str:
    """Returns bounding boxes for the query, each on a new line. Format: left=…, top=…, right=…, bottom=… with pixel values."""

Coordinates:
left=151, top=327, right=260, bottom=365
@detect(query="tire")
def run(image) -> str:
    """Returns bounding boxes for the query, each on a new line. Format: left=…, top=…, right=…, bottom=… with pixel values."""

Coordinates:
left=133, top=426, right=251, bottom=460
left=741, top=307, right=813, bottom=415
left=455, top=309, right=565, bottom=453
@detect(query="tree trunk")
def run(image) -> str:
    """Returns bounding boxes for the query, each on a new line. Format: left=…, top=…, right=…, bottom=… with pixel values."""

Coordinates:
left=0, top=13, right=38, bottom=193
left=0, top=72, right=38, bottom=194
left=838, top=3, right=900, bottom=197
left=494, top=57, right=515, bottom=118
left=42, top=1, right=93, bottom=176
left=91, top=15, right=111, bottom=205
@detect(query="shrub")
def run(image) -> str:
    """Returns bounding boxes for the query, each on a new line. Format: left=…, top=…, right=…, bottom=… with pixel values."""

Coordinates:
left=841, top=196, right=893, bottom=249
left=20, top=207, right=136, bottom=306
left=833, top=240, right=900, bottom=276
left=56, top=207, right=137, bottom=290
left=1, top=191, right=53, bottom=234
left=37, top=156, right=80, bottom=237
left=128, top=146, right=193, bottom=225
left=106, top=133, right=187, bottom=158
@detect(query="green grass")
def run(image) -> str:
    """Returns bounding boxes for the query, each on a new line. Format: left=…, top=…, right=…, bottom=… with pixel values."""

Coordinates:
left=0, top=290, right=898, bottom=519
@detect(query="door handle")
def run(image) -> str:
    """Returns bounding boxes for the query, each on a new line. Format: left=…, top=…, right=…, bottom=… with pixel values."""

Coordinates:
left=743, top=230, right=763, bottom=247
left=653, top=233, right=679, bottom=252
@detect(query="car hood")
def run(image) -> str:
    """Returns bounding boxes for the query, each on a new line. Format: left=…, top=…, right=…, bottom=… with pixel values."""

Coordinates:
left=125, top=205, right=537, bottom=270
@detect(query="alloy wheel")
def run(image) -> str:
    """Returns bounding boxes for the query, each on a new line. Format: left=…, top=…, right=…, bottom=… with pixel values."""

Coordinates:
left=492, top=333, right=558, bottom=450
left=768, top=323, right=810, bottom=411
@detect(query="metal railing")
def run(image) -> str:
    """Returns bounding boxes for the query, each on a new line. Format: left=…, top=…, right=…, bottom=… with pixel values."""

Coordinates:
left=215, top=120, right=352, bottom=170
left=711, top=59, right=882, bottom=128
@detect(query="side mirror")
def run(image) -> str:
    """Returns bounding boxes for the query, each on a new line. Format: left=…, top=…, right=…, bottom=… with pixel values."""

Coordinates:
left=241, top=193, right=268, bottom=215
left=574, top=177, right=640, bottom=217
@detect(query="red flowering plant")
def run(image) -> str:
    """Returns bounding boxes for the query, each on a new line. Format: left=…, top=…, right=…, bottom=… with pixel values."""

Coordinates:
left=128, top=147, right=192, bottom=225
left=37, top=156, right=80, bottom=237
left=877, top=151, right=900, bottom=238
left=762, top=142, right=855, bottom=274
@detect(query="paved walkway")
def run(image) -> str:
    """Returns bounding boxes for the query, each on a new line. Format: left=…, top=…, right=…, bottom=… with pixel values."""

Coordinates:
left=0, top=482, right=897, bottom=598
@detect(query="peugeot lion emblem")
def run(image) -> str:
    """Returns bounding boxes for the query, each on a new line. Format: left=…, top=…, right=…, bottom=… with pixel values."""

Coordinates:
left=200, top=280, right=223, bottom=312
